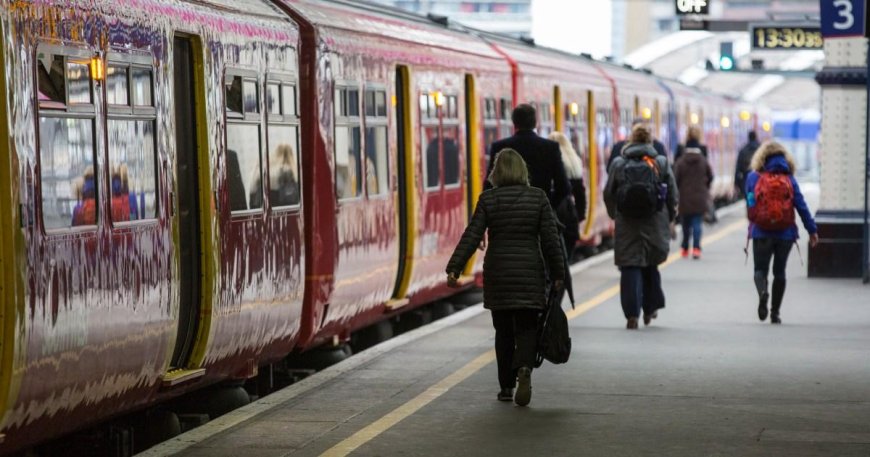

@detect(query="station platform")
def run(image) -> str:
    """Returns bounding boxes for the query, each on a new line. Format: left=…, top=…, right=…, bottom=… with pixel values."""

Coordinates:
left=141, top=203, right=870, bottom=457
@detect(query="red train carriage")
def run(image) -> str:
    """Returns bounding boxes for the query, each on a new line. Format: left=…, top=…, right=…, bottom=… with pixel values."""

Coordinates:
left=0, top=0, right=304, bottom=452
left=272, top=0, right=510, bottom=349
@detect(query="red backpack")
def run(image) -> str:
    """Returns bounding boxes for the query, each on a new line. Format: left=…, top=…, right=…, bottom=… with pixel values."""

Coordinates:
left=749, top=173, right=794, bottom=230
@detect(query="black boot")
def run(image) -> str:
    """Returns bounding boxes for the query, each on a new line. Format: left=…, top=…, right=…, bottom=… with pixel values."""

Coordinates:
left=770, top=278, right=786, bottom=324
left=754, top=272, right=769, bottom=321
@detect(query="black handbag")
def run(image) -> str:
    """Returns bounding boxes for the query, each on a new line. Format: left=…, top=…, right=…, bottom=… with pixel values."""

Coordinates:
left=534, top=284, right=572, bottom=367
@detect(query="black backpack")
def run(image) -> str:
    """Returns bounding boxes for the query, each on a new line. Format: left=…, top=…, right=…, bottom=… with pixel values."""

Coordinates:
left=535, top=284, right=571, bottom=367
left=616, top=154, right=661, bottom=219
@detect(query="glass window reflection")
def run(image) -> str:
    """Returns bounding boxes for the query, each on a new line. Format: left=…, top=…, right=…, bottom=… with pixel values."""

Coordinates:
left=67, top=60, right=92, bottom=105
left=132, top=67, right=153, bottom=107
left=335, top=126, right=362, bottom=199
left=37, top=53, right=66, bottom=107
left=39, top=117, right=97, bottom=229
left=443, top=126, right=460, bottom=185
left=423, top=125, right=440, bottom=189
left=243, top=80, right=258, bottom=114
left=226, top=123, right=263, bottom=211
left=107, top=65, right=129, bottom=106
left=266, top=83, right=280, bottom=115
left=108, top=120, right=158, bottom=221
left=365, top=126, right=388, bottom=196
left=266, top=125, right=300, bottom=207
left=282, top=85, right=296, bottom=116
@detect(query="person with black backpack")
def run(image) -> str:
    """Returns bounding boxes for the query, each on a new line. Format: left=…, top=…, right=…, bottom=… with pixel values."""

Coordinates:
left=604, top=124, right=677, bottom=329
left=447, top=149, right=565, bottom=407
left=745, top=142, right=819, bottom=324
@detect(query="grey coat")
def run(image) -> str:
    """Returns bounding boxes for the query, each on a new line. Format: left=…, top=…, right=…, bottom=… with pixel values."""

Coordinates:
left=604, top=143, right=678, bottom=267
left=446, top=185, right=565, bottom=311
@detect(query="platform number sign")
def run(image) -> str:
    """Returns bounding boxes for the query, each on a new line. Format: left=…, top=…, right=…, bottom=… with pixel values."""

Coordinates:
left=675, top=0, right=709, bottom=15
left=820, top=0, right=866, bottom=38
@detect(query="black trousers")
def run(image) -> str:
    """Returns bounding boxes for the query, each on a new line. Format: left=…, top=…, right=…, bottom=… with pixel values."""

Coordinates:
left=753, top=238, right=793, bottom=280
left=491, top=309, right=539, bottom=390
left=619, top=266, right=665, bottom=319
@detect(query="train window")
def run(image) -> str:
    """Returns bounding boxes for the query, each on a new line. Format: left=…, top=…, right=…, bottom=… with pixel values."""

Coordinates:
left=243, top=80, right=258, bottom=114
left=335, top=126, right=362, bottom=199
left=364, top=88, right=389, bottom=196
left=266, top=78, right=300, bottom=209
left=423, top=125, right=440, bottom=189
left=132, top=67, right=153, bottom=107
left=226, top=76, right=244, bottom=118
left=226, top=123, right=263, bottom=211
left=39, top=117, right=97, bottom=229
left=107, top=120, right=158, bottom=221
left=282, top=85, right=296, bottom=116
left=484, top=98, right=496, bottom=120
left=447, top=95, right=457, bottom=119
left=266, top=125, right=300, bottom=207
left=36, top=46, right=99, bottom=230
left=346, top=89, right=359, bottom=117
left=106, top=65, right=129, bottom=106
left=67, top=60, right=93, bottom=105
left=499, top=98, right=511, bottom=120
left=266, top=83, right=281, bottom=115
left=442, top=126, right=460, bottom=186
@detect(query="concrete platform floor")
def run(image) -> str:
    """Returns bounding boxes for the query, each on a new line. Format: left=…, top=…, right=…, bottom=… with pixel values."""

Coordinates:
left=145, top=206, right=870, bottom=457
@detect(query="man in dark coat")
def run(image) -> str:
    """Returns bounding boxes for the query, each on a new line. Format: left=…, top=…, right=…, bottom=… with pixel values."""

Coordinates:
left=734, top=130, right=760, bottom=198
left=486, top=104, right=571, bottom=208
left=607, top=118, right=668, bottom=171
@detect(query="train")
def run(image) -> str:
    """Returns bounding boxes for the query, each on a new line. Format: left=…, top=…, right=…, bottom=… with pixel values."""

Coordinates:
left=0, top=0, right=770, bottom=453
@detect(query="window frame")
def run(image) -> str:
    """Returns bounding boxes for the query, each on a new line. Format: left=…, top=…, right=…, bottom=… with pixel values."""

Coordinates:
left=334, top=82, right=364, bottom=202
left=106, top=51, right=160, bottom=228
left=265, top=72, right=301, bottom=213
left=441, top=93, right=462, bottom=190
left=224, top=68, right=265, bottom=216
left=34, top=43, right=100, bottom=234
left=420, top=90, right=441, bottom=192
left=363, top=84, right=390, bottom=199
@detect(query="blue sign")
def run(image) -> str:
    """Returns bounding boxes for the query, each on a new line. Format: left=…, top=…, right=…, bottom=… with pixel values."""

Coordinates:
left=821, top=0, right=866, bottom=38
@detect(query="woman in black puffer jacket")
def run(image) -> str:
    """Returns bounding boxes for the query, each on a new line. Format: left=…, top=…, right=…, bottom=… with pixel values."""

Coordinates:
left=446, top=148, right=565, bottom=407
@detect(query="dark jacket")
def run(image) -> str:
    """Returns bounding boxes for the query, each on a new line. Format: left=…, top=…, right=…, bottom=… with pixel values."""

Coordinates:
left=674, top=139, right=708, bottom=163
left=734, top=140, right=760, bottom=195
left=674, top=150, right=713, bottom=216
left=608, top=139, right=667, bottom=171
left=745, top=155, right=817, bottom=241
left=604, top=143, right=678, bottom=268
left=447, top=185, right=565, bottom=311
left=487, top=130, right=570, bottom=208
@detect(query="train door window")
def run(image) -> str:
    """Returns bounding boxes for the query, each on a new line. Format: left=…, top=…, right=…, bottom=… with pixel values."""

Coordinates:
left=443, top=95, right=461, bottom=187
left=225, top=71, right=263, bottom=212
left=539, top=102, right=553, bottom=136
left=364, top=87, right=389, bottom=197
left=106, top=54, right=158, bottom=223
left=482, top=97, right=499, bottom=168
left=335, top=85, right=362, bottom=199
left=499, top=97, right=512, bottom=139
left=36, top=46, right=98, bottom=230
left=421, top=92, right=440, bottom=190
left=266, top=77, right=300, bottom=208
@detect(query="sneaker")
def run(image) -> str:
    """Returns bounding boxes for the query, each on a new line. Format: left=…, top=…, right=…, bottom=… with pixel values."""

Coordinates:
left=758, top=292, right=769, bottom=321
left=692, top=248, right=702, bottom=259
left=643, top=311, right=658, bottom=326
left=514, top=367, right=532, bottom=406
left=680, top=248, right=689, bottom=258
left=497, top=388, right=514, bottom=402
left=626, top=317, right=639, bottom=329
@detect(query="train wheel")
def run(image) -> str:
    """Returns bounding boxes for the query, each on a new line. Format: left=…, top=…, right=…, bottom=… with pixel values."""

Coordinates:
left=452, top=288, right=483, bottom=309
left=131, top=409, right=181, bottom=453
left=352, top=321, right=394, bottom=352
left=394, top=308, right=433, bottom=334
left=430, top=301, right=455, bottom=320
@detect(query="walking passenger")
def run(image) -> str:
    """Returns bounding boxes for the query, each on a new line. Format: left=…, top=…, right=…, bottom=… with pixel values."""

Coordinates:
left=673, top=126, right=708, bottom=163
left=607, top=118, right=668, bottom=171
left=745, top=142, right=819, bottom=324
left=605, top=125, right=677, bottom=329
left=486, top=104, right=571, bottom=209
left=447, top=149, right=565, bottom=407
left=549, top=131, right=587, bottom=256
left=734, top=131, right=760, bottom=199
left=674, top=143, right=713, bottom=259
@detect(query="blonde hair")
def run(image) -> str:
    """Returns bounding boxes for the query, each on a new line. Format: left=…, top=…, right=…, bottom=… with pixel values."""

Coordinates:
left=629, top=124, right=652, bottom=144
left=549, top=131, right=583, bottom=180
left=488, top=148, right=529, bottom=187
left=687, top=126, right=702, bottom=142
left=750, top=141, right=796, bottom=173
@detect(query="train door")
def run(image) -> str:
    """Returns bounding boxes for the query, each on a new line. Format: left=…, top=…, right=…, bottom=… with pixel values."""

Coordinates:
left=391, top=65, right=414, bottom=302
left=169, top=34, right=207, bottom=375
left=462, top=74, right=481, bottom=277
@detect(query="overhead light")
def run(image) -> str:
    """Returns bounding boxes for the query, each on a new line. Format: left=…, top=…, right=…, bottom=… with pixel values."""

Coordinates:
left=570, top=102, right=579, bottom=116
left=762, top=121, right=771, bottom=132
left=641, top=107, right=652, bottom=120
left=690, top=112, right=699, bottom=125
left=720, top=116, right=730, bottom=128
left=739, top=110, right=751, bottom=121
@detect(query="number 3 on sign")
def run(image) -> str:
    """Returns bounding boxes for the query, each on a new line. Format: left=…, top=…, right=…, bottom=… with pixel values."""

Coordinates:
left=834, top=0, right=855, bottom=30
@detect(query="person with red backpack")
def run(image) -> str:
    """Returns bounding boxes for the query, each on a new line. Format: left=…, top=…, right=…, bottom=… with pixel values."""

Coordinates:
left=745, top=142, right=819, bottom=324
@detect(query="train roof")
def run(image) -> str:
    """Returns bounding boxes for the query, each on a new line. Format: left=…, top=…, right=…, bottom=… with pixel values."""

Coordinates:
left=275, top=0, right=504, bottom=63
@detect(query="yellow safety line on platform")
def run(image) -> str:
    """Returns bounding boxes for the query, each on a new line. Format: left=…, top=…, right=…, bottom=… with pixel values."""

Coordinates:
left=319, top=218, right=746, bottom=457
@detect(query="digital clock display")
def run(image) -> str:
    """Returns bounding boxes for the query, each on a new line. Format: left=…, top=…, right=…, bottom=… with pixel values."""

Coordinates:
left=751, top=26, right=823, bottom=50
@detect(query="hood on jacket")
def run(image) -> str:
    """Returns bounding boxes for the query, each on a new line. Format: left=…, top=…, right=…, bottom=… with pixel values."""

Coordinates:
left=622, top=142, right=657, bottom=160
left=750, top=141, right=795, bottom=173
